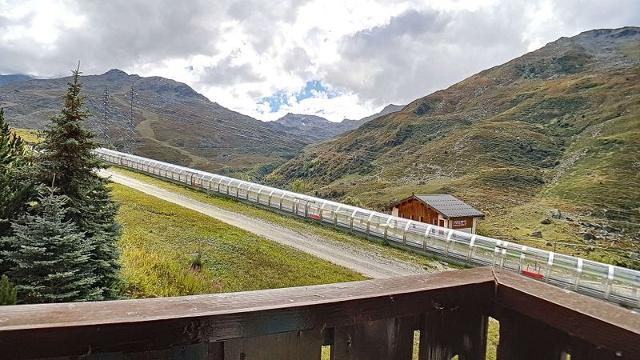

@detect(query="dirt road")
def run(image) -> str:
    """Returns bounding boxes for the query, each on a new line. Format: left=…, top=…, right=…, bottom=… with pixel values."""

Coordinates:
left=102, top=169, right=427, bottom=279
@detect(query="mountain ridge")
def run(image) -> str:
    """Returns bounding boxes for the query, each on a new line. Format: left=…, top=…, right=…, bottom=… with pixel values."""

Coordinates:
left=266, top=104, right=405, bottom=142
left=0, top=69, right=307, bottom=175
left=268, top=27, right=640, bottom=266
left=0, top=69, right=404, bottom=170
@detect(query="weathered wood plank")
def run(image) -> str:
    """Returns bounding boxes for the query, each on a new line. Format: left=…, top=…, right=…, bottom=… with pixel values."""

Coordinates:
left=0, top=269, right=494, bottom=359
left=224, top=329, right=322, bottom=360
left=0, top=269, right=493, bottom=330
left=332, top=316, right=417, bottom=360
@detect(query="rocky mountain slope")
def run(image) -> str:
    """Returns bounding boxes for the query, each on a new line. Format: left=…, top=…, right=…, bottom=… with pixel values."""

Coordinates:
left=347, top=104, right=404, bottom=124
left=0, top=69, right=307, bottom=174
left=267, top=104, right=404, bottom=142
left=269, top=27, right=640, bottom=266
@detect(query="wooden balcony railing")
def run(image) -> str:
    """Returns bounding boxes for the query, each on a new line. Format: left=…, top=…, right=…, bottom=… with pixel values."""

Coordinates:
left=1, top=267, right=638, bottom=360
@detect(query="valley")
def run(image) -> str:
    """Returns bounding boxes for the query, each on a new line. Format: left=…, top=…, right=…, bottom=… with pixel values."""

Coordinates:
left=2, top=27, right=638, bottom=268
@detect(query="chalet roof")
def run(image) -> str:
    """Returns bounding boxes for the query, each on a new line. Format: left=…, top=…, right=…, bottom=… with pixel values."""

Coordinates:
left=395, top=194, right=484, bottom=218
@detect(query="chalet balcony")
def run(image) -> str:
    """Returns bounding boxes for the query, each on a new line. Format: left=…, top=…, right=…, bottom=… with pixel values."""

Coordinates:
left=1, top=267, right=638, bottom=360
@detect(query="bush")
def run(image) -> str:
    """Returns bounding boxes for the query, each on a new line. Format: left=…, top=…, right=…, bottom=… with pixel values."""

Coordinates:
left=190, top=250, right=203, bottom=272
left=0, top=274, right=17, bottom=305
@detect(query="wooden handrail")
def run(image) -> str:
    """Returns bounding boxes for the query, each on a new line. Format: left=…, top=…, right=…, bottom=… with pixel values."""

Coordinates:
left=0, top=267, right=638, bottom=359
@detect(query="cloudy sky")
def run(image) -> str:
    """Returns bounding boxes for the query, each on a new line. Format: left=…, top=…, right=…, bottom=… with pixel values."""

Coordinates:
left=0, top=0, right=638, bottom=121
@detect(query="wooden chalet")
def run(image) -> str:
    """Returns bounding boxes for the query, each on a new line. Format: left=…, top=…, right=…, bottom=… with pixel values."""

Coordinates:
left=391, top=194, right=484, bottom=233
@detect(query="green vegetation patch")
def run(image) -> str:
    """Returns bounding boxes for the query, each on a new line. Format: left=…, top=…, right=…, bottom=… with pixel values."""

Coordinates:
left=111, top=183, right=365, bottom=298
left=473, top=168, right=545, bottom=192
left=11, top=128, right=40, bottom=144
left=519, top=95, right=589, bottom=124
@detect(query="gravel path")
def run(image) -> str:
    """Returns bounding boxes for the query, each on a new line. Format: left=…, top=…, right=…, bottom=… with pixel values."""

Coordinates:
left=102, top=170, right=427, bottom=279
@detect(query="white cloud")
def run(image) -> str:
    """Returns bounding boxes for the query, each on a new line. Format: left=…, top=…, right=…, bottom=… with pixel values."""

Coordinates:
left=0, top=0, right=638, bottom=121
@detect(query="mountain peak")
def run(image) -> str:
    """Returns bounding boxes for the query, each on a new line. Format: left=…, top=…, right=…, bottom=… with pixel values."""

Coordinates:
left=277, top=113, right=329, bottom=123
left=102, top=69, right=129, bottom=78
left=349, top=103, right=404, bottom=124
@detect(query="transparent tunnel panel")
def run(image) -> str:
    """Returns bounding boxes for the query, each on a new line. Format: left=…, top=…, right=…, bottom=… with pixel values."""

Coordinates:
left=367, top=214, right=388, bottom=238
left=280, top=194, right=295, bottom=212
left=404, top=222, right=429, bottom=248
left=469, top=236, right=497, bottom=267
left=351, top=211, right=370, bottom=232
left=610, top=267, right=640, bottom=306
left=334, top=207, right=353, bottom=227
left=547, top=253, right=580, bottom=289
left=578, top=260, right=610, bottom=295
left=448, top=231, right=473, bottom=260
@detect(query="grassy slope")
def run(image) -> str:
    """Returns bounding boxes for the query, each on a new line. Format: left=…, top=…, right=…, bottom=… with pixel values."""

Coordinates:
left=110, top=167, right=448, bottom=272
left=11, top=128, right=40, bottom=143
left=110, top=183, right=365, bottom=297
left=110, top=173, right=485, bottom=359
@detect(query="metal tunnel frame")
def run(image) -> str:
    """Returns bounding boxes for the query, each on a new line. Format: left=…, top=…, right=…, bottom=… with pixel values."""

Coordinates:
left=95, top=148, right=640, bottom=309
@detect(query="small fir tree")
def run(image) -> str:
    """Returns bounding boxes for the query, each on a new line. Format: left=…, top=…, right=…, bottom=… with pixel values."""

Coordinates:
left=0, top=107, right=30, bottom=231
left=75, top=180, right=122, bottom=298
left=37, top=66, right=121, bottom=299
left=0, top=108, right=26, bottom=166
left=38, top=66, right=102, bottom=200
left=0, top=275, right=17, bottom=305
left=5, top=187, right=99, bottom=303
left=0, top=108, right=35, bottom=274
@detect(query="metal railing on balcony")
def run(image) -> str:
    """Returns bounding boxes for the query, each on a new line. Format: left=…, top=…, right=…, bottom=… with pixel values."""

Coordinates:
left=94, top=148, right=640, bottom=310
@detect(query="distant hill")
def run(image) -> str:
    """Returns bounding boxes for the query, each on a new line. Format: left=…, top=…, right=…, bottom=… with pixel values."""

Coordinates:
left=268, top=113, right=359, bottom=142
left=0, top=74, right=32, bottom=86
left=267, top=104, right=404, bottom=142
left=0, top=69, right=307, bottom=175
left=269, top=27, right=640, bottom=265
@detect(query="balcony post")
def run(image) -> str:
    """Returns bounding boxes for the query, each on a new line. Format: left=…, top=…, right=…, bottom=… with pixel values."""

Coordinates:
left=496, top=309, right=566, bottom=360
left=420, top=305, right=488, bottom=360
left=332, top=316, right=417, bottom=359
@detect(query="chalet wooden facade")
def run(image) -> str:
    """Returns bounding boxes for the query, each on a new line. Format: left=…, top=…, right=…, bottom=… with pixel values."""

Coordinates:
left=391, top=194, right=484, bottom=234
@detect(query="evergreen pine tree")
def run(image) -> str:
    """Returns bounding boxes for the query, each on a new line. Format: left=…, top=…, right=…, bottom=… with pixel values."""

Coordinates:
left=75, top=180, right=122, bottom=299
left=37, top=66, right=121, bottom=299
left=0, top=107, right=30, bottom=232
left=0, top=275, right=17, bottom=305
left=0, top=108, right=35, bottom=274
left=5, top=186, right=98, bottom=303
left=0, top=108, right=26, bottom=166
